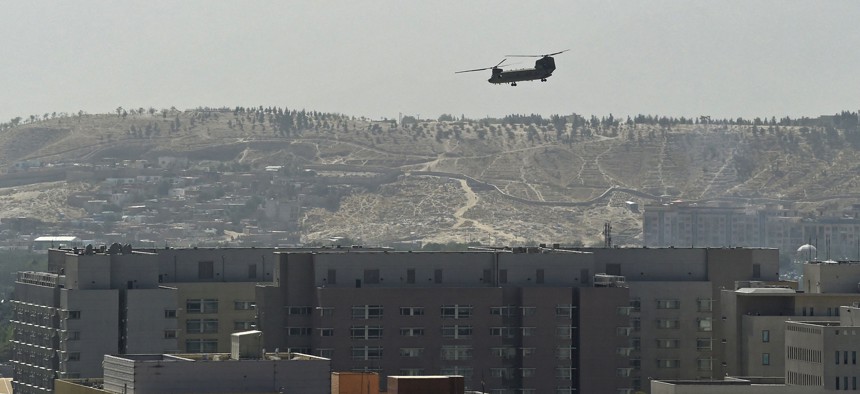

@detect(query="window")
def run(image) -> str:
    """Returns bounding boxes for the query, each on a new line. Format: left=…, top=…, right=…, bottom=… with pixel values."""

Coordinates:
left=287, top=327, right=311, bottom=336
left=187, top=299, right=218, bottom=314
left=434, top=269, right=443, bottom=283
left=400, top=307, right=424, bottom=316
left=318, top=307, right=334, bottom=317
left=698, top=358, right=713, bottom=371
left=186, top=319, right=219, bottom=333
left=442, top=325, right=473, bottom=339
left=440, top=366, right=472, bottom=379
left=234, top=301, right=256, bottom=310
left=441, top=345, right=472, bottom=360
left=164, top=330, right=177, bottom=339
left=556, top=304, right=575, bottom=318
left=248, top=264, right=257, bottom=279
left=697, top=318, right=712, bottom=332
left=399, top=327, right=424, bottom=337
left=761, top=330, right=770, bottom=343
left=406, top=268, right=415, bottom=284
left=317, top=349, right=333, bottom=358
left=696, top=338, right=713, bottom=351
left=656, top=359, right=681, bottom=368
left=198, top=261, right=214, bottom=279
left=521, top=368, right=536, bottom=377
left=491, top=347, right=516, bottom=359
left=164, top=309, right=177, bottom=318
left=656, top=299, right=681, bottom=309
left=491, top=368, right=515, bottom=379
left=441, top=305, right=473, bottom=319
left=67, top=352, right=81, bottom=361
left=762, top=353, right=770, bottom=365
left=520, top=306, right=536, bottom=316
left=490, top=327, right=515, bottom=337
left=286, top=306, right=311, bottom=315
left=327, top=269, right=337, bottom=284
left=499, top=269, right=507, bottom=284
left=521, top=327, right=536, bottom=336
left=491, top=306, right=517, bottom=316
left=556, top=367, right=573, bottom=379
left=351, top=305, right=383, bottom=319
left=557, top=325, right=573, bottom=339
left=399, top=348, right=424, bottom=357
left=234, top=321, right=255, bottom=331
left=521, top=347, right=536, bottom=357
left=556, top=347, right=574, bottom=360
left=697, top=298, right=713, bottom=312
left=629, top=298, right=641, bottom=312
left=399, top=368, right=425, bottom=376
left=656, top=339, right=681, bottom=349
left=657, top=319, right=681, bottom=329
left=67, top=310, right=81, bottom=320
left=318, top=328, right=334, bottom=337
left=350, top=325, right=383, bottom=339
left=66, top=331, right=80, bottom=341
left=351, top=346, right=382, bottom=360
left=186, top=339, right=218, bottom=353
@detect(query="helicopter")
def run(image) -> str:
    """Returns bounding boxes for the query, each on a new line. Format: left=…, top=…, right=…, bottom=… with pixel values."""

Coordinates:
left=455, top=50, right=568, bottom=86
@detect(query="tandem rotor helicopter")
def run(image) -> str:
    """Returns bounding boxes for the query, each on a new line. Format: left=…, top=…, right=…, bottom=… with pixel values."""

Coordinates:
left=455, top=49, right=569, bottom=86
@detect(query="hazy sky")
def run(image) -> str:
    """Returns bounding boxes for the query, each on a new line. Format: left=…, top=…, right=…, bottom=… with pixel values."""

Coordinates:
left=2, top=1, right=859, bottom=123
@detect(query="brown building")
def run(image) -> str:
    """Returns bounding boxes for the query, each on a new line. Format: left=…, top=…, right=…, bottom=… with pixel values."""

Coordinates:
left=257, top=247, right=777, bottom=393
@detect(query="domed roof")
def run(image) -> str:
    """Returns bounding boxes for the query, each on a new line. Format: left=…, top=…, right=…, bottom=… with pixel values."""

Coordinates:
left=797, top=244, right=817, bottom=254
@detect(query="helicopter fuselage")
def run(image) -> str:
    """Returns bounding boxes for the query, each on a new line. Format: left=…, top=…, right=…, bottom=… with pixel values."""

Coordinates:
left=488, top=56, right=557, bottom=85
left=489, top=68, right=553, bottom=84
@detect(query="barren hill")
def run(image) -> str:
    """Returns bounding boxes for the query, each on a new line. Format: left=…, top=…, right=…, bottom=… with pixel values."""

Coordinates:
left=1, top=108, right=858, bottom=246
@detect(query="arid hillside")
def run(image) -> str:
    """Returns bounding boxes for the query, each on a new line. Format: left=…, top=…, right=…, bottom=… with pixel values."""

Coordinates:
left=1, top=109, right=858, bottom=246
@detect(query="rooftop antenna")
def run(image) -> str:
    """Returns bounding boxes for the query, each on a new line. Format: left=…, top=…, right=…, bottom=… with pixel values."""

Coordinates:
left=603, top=221, right=612, bottom=248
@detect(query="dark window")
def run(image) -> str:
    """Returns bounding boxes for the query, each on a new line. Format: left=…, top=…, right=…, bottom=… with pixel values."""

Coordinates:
left=580, top=269, right=590, bottom=285
left=434, top=269, right=443, bottom=284
left=536, top=269, right=545, bottom=284
left=198, top=261, right=214, bottom=279
left=752, top=263, right=761, bottom=279
left=762, top=330, right=770, bottom=343
left=483, top=269, right=492, bottom=284
left=407, top=269, right=415, bottom=284
left=762, top=353, right=770, bottom=365
left=364, top=269, right=380, bottom=284
left=248, top=264, right=257, bottom=279
left=327, top=269, right=337, bottom=284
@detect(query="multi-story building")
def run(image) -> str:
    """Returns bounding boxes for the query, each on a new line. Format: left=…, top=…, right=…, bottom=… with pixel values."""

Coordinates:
left=720, top=260, right=860, bottom=379
left=11, top=246, right=177, bottom=394
left=643, top=202, right=860, bottom=260
left=257, top=247, right=777, bottom=393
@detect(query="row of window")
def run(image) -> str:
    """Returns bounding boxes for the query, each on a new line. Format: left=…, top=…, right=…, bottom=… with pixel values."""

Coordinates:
left=629, top=298, right=713, bottom=312
left=627, top=318, right=711, bottom=331
left=345, top=346, right=577, bottom=361
left=629, top=337, right=712, bottom=351
left=344, top=305, right=576, bottom=319
left=182, top=319, right=256, bottom=333
left=627, top=358, right=712, bottom=370
left=185, top=299, right=255, bottom=314
left=310, top=325, right=571, bottom=338
left=334, top=268, right=575, bottom=286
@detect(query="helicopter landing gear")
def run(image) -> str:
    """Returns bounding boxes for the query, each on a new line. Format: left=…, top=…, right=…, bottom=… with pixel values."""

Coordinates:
left=541, top=78, right=547, bottom=82
left=511, top=82, right=517, bottom=86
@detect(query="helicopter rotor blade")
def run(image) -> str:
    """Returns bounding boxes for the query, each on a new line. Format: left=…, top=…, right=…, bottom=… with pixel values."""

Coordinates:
left=505, top=49, right=570, bottom=58
left=454, top=67, right=494, bottom=74
left=455, top=59, right=508, bottom=74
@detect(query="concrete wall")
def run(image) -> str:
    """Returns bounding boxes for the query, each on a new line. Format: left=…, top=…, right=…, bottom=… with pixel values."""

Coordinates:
left=157, top=248, right=278, bottom=283
left=804, top=262, right=860, bottom=294
left=126, top=287, right=178, bottom=354
left=61, top=288, right=119, bottom=378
